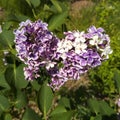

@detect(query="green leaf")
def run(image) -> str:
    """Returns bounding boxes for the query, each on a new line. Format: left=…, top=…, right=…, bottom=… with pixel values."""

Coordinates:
left=50, top=110, right=74, bottom=120
left=2, top=21, right=13, bottom=30
left=88, top=99, right=115, bottom=116
left=59, top=97, right=71, bottom=109
left=0, top=95, right=10, bottom=112
left=90, top=115, right=102, bottom=120
left=0, top=30, right=14, bottom=48
left=50, top=105, right=67, bottom=116
left=114, top=70, right=120, bottom=93
left=50, top=105, right=74, bottom=120
left=31, top=80, right=41, bottom=91
left=37, top=82, right=53, bottom=116
left=15, top=90, right=27, bottom=109
left=48, top=11, right=68, bottom=31
left=25, top=0, right=40, bottom=8
left=22, top=108, right=42, bottom=120
left=30, top=0, right=40, bottom=8
left=43, top=4, right=50, bottom=11
left=90, top=116, right=95, bottom=120
left=5, top=65, right=28, bottom=89
left=4, top=66, right=15, bottom=87
left=4, top=113, right=12, bottom=120
left=15, top=64, right=29, bottom=89
left=0, top=73, right=10, bottom=90
left=50, top=0, right=62, bottom=13
left=99, top=101, right=115, bottom=116
left=94, top=115, right=102, bottom=120
left=88, top=99, right=100, bottom=115
left=7, top=13, right=29, bottom=22
left=0, top=109, right=2, bottom=117
left=25, top=0, right=32, bottom=7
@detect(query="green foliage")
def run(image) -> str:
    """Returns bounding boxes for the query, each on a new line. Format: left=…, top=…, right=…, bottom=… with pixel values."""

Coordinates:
left=88, top=99, right=115, bottom=116
left=15, top=90, right=27, bottom=109
left=48, top=11, right=68, bottom=31
left=22, top=108, right=42, bottom=120
left=4, top=113, right=12, bottom=120
left=0, top=74, right=10, bottom=91
left=88, top=0, right=120, bottom=97
left=0, top=95, right=10, bottom=112
left=114, top=70, right=120, bottom=94
left=37, top=82, right=54, bottom=118
left=5, top=64, right=29, bottom=90
left=26, top=0, right=41, bottom=8
left=50, top=109, right=74, bottom=120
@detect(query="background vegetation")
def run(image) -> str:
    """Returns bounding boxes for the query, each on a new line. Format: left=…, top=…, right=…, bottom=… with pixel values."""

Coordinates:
left=0, top=0, right=120, bottom=120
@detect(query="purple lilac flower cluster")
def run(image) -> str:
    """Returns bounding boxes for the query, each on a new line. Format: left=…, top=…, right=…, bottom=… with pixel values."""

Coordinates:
left=14, top=20, right=59, bottom=80
left=49, top=26, right=113, bottom=90
left=14, top=20, right=112, bottom=90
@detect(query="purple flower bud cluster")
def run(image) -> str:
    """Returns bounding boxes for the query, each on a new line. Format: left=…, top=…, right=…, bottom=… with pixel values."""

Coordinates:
left=14, top=20, right=112, bottom=90
left=14, top=20, right=59, bottom=80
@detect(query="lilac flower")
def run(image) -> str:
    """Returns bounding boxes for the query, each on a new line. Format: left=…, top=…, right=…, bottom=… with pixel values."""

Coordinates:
left=82, top=49, right=101, bottom=67
left=14, top=19, right=59, bottom=80
left=14, top=21, right=112, bottom=90
left=49, top=27, right=112, bottom=90
left=86, top=26, right=104, bottom=38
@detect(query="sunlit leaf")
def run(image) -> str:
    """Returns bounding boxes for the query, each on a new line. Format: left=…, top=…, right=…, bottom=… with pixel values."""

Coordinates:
left=48, top=11, right=68, bottom=31
left=50, top=0, right=62, bottom=13
left=30, top=0, right=41, bottom=8
left=4, top=113, right=12, bottom=120
left=25, top=0, right=40, bottom=8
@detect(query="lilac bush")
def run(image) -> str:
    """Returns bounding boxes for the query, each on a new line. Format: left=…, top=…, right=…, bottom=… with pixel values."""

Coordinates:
left=14, top=20, right=112, bottom=90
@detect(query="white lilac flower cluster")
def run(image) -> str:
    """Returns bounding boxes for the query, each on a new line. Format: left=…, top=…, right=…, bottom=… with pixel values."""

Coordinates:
left=14, top=20, right=113, bottom=90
